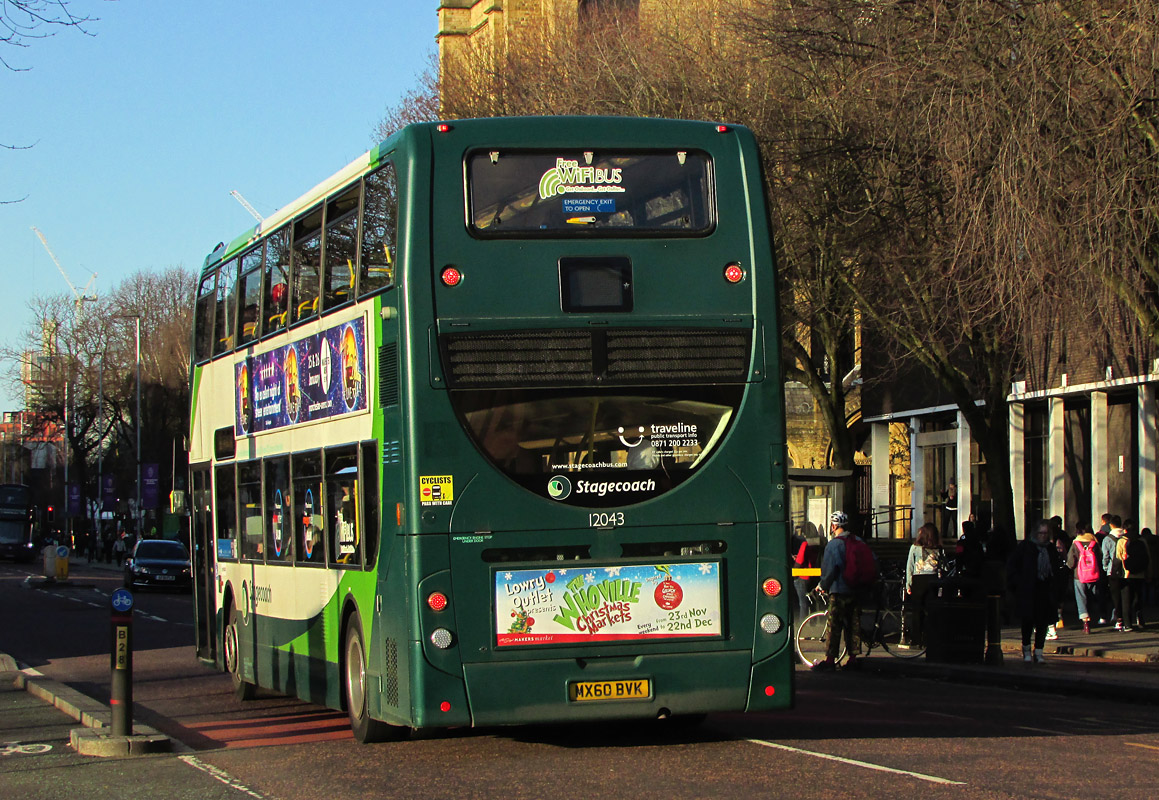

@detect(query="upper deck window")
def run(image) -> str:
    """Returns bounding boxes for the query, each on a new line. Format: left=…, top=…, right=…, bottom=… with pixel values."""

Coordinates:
left=468, top=150, right=714, bottom=236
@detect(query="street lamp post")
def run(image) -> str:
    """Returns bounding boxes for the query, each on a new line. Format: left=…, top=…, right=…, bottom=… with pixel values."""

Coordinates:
left=115, top=316, right=141, bottom=533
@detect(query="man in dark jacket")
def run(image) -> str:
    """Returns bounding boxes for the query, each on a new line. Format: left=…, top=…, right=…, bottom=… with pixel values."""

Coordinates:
left=1008, top=520, right=1065, bottom=664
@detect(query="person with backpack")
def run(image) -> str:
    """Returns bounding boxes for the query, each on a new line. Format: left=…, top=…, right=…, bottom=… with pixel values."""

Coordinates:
left=1066, top=524, right=1102, bottom=633
left=1102, top=515, right=1128, bottom=629
left=811, top=510, right=878, bottom=673
left=1118, top=527, right=1150, bottom=630
left=1007, top=519, right=1066, bottom=664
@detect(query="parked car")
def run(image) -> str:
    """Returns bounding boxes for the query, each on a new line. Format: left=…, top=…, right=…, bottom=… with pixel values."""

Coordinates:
left=124, top=539, right=192, bottom=591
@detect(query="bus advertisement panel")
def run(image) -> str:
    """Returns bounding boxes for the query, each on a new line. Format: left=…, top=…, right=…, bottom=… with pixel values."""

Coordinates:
left=495, top=562, right=724, bottom=647
left=234, top=317, right=367, bottom=435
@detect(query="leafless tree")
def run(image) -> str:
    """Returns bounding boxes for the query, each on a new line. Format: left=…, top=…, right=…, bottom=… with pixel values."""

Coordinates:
left=1, top=0, right=95, bottom=71
left=0, top=265, right=196, bottom=516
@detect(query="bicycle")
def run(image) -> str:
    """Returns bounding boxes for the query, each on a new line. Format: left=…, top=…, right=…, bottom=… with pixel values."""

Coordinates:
left=794, top=567, right=927, bottom=666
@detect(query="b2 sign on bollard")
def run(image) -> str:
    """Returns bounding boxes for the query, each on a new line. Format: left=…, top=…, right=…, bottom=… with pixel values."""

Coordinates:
left=110, top=588, right=134, bottom=736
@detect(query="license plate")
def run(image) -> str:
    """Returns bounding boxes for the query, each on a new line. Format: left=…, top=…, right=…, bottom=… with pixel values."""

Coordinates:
left=568, top=679, right=651, bottom=702
left=157, top=575, right=175, bottom=581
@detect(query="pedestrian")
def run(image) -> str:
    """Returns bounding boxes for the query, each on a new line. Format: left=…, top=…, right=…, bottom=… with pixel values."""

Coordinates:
left=790, top=524, right=819, bottom=626
left=1098, top=513, right=1112, bottom=536
left=1119, top=527, right=1150, bottom=630
left=904, top=522, right=941, bottom=647
left=811, top=511, right=877, bottom=672
left=955, top=519, right=985, bottom=578
left=112, top=530, right=126, bottom=565
left=941, top=483, right=958, bottom=542
left=1007, top=519, right=1066, bottom=664
left=1141, top=527, right=1159, bottom=609
left=1102, top=515, right=1128, bottom=629
left=1048, top=518, right=1072, bottom=637
left=102, top=525, right=114, bottom=564
left=1066, top=524, right=1102, bottom=633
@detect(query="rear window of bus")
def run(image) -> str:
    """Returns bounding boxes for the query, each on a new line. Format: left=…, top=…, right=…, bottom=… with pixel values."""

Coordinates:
left=467, top=150, right=714, bottom=236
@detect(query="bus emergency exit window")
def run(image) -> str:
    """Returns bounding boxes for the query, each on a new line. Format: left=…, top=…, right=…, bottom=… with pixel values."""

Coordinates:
left=559, top=257, right=633, bottom=313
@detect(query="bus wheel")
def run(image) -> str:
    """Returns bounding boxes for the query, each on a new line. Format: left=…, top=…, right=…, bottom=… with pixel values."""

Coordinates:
left=224, top=603, right=255, bottom=701
left=344, top=616, right=403, bottom=743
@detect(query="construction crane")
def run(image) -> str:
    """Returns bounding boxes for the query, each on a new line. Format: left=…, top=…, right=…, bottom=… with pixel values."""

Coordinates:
left=230, top=190, right=264, bottom=223
left=31, top=226, right=98, bottom=316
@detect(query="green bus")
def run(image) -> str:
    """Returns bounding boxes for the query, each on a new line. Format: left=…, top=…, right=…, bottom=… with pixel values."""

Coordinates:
left=189, top=116, right=792, bottom=742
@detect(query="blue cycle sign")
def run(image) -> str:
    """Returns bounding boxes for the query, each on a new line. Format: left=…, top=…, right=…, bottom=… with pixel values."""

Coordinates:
left=111, top=588, right=134, bottom=613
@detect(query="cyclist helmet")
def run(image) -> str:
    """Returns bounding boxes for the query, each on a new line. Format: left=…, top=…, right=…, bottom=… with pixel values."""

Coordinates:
left=829, top=511, right=849, bottom=528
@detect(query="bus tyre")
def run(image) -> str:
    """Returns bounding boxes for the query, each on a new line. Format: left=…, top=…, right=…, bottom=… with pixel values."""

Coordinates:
left=225, top=603, right=255, bottom=701
left=344, top=616, right=402, bottom=743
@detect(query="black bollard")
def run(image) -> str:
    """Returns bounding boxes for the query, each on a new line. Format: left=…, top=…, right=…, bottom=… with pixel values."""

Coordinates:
left=985, top=593, right=1004, bottom=665
left=110, top=588, right=134, bottom=736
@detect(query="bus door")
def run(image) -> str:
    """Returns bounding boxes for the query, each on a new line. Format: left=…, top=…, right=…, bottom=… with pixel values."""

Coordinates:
left=191, top=466, right=217, bottom=662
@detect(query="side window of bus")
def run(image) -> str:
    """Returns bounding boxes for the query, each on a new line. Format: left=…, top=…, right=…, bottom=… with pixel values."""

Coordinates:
left=292, top=205, right=323, bottom=324
left=323, top=185, right=360, bottom=311
left=214, top=465, right=237, bottom=560
left=237, top=247, right=263, bottom=346
left=265, top=457, right=291, bottom=563
left=361, top=442, right=378, bottom=569
left=238, top=461, right=263, bottom=561
left=213, top=259, right=239, bottom=356
left=326, top=447, right=361, bottom=568
left=359, top=163, right=397, bottom=298
left=194, top=271, right=217, bottom=363
left=263, top=229, right=290, bottom=336
left=293, top=451, right=324, bottom=565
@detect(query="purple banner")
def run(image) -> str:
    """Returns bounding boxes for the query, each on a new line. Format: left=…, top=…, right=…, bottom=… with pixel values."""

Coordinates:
left=142, top=463, right=160, bottom=509
left=68, top=483, right=82, bottom=516
left=102, top=474, right=116, bottom=508
left=236, top=317, right=368, bottom=436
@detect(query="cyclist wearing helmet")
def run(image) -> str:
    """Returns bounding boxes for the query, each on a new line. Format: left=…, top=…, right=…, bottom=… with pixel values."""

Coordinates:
left=812, top=510, right=874, bottom=671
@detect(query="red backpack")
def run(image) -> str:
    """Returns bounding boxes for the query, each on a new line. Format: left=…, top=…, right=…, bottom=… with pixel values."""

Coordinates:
left=842, top=535, right=878, bottom=590
left=1075, top=540, right=1100, bottom=584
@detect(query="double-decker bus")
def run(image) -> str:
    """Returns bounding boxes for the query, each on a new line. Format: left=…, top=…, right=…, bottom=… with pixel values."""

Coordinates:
left=189, top=116, right=792, bottom=741
left=0, top=484, right=37, bottom=562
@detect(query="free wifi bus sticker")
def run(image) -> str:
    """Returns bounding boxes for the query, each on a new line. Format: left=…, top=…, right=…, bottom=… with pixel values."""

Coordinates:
left=420, top=475, right=453, bottom=506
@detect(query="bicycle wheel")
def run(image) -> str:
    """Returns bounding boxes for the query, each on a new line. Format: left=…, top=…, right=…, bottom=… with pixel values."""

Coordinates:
left=795, top=611, right=846, bottom=666
left=877, top=608, right=925, bottom=659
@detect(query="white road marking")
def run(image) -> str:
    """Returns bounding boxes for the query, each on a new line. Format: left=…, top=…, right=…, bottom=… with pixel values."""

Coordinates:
left=746, top=739, right=966, bottom=785
left=1014, top=725, right=1069, bottom=736
left=920, top=710, right=970, bottom=721
left=179, top=754, right=267, bottom=799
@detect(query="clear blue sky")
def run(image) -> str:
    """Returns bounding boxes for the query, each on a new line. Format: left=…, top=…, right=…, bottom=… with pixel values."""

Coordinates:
left=1, top=1, right=437, bottom=411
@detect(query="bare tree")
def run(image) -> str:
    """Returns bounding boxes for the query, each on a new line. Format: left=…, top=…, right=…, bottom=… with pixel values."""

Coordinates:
left=0, top=265, right=196, bottom=520
left=1, top=0, right=95, bottom=71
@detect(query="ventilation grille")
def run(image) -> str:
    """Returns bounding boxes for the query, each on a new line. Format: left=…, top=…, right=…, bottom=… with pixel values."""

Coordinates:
left=384, top=637, right=399, bottom=708
left=378, top=342, right=399, bottom=406
left=606, top=329, right=750, bottom=382
left=440, top=328, right=751, bottom=388
left=442, top=329, right=593, bottom=387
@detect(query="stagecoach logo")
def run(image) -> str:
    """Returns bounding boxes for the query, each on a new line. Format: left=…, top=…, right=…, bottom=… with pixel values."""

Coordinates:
left=538, top=158, right=625, bottom=199
left=547, top=475, right=572, bottom=501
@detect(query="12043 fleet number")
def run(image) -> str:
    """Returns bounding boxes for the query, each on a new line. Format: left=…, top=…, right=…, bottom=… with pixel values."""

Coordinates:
left=589, top=512, right=625, bottom=528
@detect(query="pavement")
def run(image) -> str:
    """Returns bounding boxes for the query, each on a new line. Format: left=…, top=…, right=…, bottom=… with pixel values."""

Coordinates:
left=5, top=554, right=1159, bottom=760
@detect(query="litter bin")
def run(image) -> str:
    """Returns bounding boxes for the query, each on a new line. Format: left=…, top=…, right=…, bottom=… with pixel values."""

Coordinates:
left=924, top=578, right=985, bottom=663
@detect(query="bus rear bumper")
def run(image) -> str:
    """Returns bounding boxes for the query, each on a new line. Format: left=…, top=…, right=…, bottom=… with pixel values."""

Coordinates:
left=462, top=650, right=790, bottom=727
